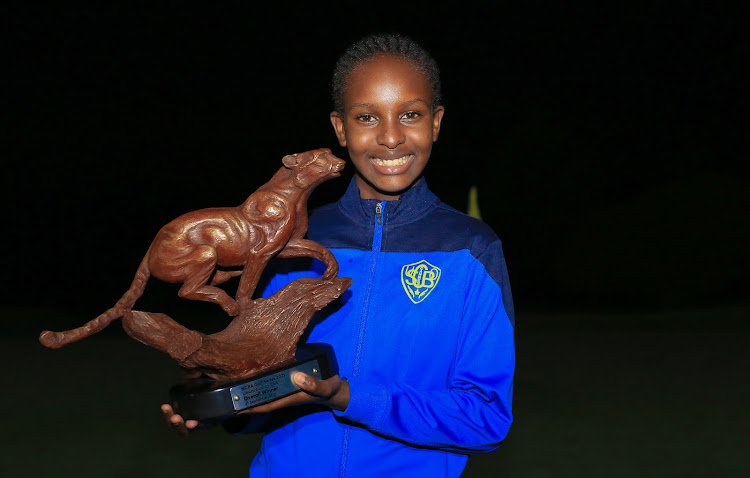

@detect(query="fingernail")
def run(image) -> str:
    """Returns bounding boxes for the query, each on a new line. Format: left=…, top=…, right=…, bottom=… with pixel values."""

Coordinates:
left=294, top=373, right=308, bottom=386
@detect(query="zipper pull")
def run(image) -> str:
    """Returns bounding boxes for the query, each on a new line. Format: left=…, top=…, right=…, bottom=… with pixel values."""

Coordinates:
left=375, top=202, right=382, bottom=225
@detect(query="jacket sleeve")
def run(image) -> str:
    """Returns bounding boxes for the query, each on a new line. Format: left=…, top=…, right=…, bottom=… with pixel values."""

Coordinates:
left=334, top=242, right=515, bottom=453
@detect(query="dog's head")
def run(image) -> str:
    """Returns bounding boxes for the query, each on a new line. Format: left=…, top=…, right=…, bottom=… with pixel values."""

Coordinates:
left=282, top=148, right=346, bottom=189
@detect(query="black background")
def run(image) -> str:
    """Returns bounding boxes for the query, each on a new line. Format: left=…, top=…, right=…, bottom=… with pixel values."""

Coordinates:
left=4, top=5, right=748, bottom=476
left=6, top=2, right=749, bottom=320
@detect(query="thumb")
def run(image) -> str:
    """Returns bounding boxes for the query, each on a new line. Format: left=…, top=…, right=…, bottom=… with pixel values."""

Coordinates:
left=293, top=372, right=312, bottom=390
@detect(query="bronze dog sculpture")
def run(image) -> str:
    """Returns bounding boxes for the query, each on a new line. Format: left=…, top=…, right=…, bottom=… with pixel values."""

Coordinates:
left=39, top=148, right=351, bottom=380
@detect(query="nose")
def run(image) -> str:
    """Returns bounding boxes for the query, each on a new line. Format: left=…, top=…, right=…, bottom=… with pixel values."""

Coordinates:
left=377, top=117, right=405, bottom=149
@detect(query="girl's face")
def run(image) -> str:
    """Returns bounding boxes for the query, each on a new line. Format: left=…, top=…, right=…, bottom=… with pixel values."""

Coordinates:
left=330, top=55, right=444, bottom=201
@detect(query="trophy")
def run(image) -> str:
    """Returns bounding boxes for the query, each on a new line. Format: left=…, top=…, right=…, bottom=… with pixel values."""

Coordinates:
left=39, top=148, right=352, bottom=421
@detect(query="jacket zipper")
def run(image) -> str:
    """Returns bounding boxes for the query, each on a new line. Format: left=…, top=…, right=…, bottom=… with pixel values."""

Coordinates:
left=354, top=201, right=384, bottom=375
left=340, top=200, right=385, bottom=477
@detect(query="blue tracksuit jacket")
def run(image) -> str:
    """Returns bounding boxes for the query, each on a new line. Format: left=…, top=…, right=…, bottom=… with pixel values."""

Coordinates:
left=248, top=177, right=515, bottom=477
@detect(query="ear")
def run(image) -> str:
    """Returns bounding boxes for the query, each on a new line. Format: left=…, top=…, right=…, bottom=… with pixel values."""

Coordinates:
left=330, top=111, right=347, bottom=147
left=282, top=153, right=300, bottom=168
left=432, top=106, right=445, bottom=142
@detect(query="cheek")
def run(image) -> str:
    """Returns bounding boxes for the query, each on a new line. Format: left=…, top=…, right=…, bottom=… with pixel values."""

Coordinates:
left=348, top=131, right=374, bottom=150
left=410, top=128, right=434, bottom=146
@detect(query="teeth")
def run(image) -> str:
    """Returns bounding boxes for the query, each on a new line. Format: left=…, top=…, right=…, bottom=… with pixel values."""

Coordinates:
left=372, top=155, right=409, bottom=166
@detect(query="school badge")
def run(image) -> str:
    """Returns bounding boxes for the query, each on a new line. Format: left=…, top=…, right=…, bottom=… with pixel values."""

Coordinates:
left=401, top=260, right=441, bottom=304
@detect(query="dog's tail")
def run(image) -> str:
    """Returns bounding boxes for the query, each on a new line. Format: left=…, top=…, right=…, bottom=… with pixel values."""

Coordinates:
left=39, top=253, right=152, bottom=349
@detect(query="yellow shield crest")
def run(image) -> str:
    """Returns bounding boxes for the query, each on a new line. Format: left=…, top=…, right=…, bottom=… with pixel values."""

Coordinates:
left=401, top=260, right=441, bottom=304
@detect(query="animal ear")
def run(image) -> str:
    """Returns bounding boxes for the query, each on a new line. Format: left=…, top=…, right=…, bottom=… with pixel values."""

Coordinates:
left=282, top=154, right=301, bottom=168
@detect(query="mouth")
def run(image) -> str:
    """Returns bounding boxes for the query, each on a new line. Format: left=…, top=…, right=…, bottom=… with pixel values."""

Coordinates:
left=371, top=155, right=411, bottom=167
left=369, top=154, right=414, bottom=174
left=331, top=160, right=345, bottom=176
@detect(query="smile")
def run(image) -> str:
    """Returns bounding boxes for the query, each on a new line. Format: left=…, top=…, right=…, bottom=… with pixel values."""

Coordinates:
left=371, top=155, right=411, bottom=167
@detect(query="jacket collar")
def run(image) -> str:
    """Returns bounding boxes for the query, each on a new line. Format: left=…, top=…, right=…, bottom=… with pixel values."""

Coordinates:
left=337, top=176, right=441, bottom=226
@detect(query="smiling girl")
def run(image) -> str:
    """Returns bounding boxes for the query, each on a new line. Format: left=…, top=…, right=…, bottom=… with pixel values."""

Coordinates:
left=164, top=32, right=515, bottom=478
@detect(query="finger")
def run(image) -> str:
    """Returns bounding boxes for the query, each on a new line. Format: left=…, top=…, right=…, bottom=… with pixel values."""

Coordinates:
left=293, top=372, right=335, bottom=396
left=170, top=419, right=188, bottom=435
left=162, top=405, right=191, bottom=436
left=292, top=372, right=314, bottom=390
left=293, top=372, right=341, bottom=399
left=171, top=418, right=191, bottom=436
left=161, top=404, right=176, bottom=426
left=294, top=374, right=348, bottom=410
left=237, top=374, right=342, bottom=414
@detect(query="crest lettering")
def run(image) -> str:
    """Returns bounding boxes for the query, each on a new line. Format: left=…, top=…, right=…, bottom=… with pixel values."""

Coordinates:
left=401, top=260, right=441, bottom=304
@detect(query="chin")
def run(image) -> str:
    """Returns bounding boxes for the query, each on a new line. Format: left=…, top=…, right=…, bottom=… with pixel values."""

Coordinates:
left=375, top=179, right=419, bottom=196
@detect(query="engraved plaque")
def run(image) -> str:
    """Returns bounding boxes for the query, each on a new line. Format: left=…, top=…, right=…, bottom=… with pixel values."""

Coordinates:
left=169, top=343, right=338, bottom=421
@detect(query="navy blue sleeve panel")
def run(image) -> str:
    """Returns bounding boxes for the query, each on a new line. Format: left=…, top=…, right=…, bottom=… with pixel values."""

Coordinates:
left=308, top=203, right=373, bottom=251
left=383, top=203, right=498, bottom=254
left=474, top=239, right=515, bottom=326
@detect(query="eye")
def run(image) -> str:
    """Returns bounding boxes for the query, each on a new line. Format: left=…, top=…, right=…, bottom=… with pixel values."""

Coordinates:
left=356, top=114, right=376, bottom=124
left=402, top=111, right=421, bottom=120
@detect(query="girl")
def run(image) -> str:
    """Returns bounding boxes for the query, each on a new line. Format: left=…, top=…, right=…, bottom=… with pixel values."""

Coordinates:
left=165, top=32, right=515, bottom=478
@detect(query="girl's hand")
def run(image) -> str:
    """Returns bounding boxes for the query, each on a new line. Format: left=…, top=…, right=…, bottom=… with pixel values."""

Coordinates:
left=161, top=403, right=201, bottom=436
left=241, top=373, right=350, bottom=414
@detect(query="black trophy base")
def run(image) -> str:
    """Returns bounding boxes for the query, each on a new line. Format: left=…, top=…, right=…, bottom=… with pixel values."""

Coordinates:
left=169, top=343, right=338, bottom=421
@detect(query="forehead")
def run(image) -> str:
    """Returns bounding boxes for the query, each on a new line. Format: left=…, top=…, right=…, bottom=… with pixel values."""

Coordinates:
left=345, top=55, right=432, bottom=106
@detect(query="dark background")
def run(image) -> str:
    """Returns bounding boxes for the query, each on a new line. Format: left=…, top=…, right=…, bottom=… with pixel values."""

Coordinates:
left=5, top=2, right=749, bottom=317
left=3, top=3, right=749, bottom=477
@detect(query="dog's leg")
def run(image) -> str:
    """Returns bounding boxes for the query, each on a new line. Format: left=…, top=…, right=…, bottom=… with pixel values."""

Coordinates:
left=176, top=245, right=240, bottom=316
left=278, top=238, right=339, bottom=279
left=235, top=251, right=276, bottom=309
left=211, top=269, right=243, bottom=285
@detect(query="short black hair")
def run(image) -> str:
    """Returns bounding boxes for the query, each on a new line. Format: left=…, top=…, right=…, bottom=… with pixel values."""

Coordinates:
left=331, top=32, right=442, bottom=115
